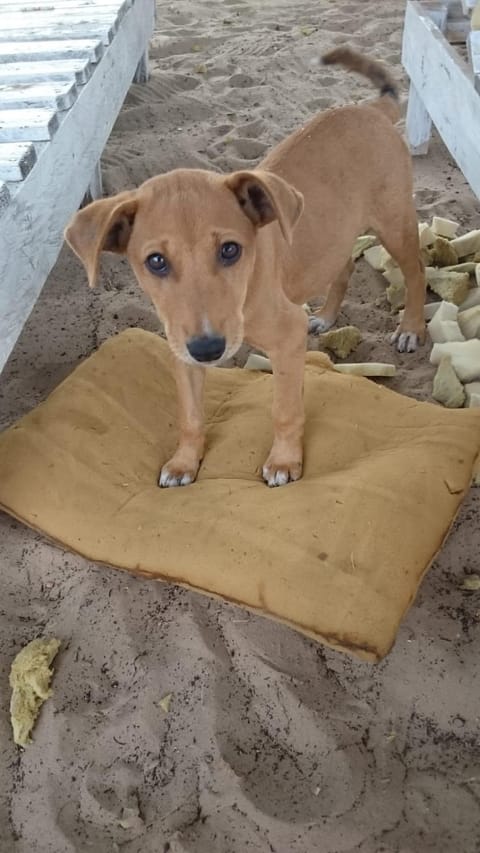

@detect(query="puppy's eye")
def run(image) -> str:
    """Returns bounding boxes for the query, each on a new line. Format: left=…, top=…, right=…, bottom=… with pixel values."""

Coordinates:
left=145, top=253, right=170, bottom=277
left=219, top=241, right=242, bottom=266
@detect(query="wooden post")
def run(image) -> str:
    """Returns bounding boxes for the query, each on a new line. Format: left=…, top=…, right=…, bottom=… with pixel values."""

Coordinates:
left=84, top=160, right=103, bottom=204
left=405, top=82, right=433, bottom=155
left=403, top=2, right=448, bottom=155
left=134, top=50, right=149, bottom=83
left=468, top=29, right=480, bottom=92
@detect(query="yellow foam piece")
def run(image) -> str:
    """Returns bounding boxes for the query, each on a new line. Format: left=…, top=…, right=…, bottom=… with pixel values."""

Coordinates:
left=0, top=330, right=479, bottom=662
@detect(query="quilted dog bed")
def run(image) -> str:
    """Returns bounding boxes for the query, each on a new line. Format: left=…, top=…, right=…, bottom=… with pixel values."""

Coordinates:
left=0, top=329, right=479, bottom=661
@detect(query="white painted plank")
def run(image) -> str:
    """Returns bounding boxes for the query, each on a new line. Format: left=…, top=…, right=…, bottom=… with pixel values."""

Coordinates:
left=0, top=8, right=125, bottom=25
left=0, top=0, right=130, bottom=7
left=404, top=3, right=448, bottom=154
left=0, top=141, right=36, bottom=181
left=0, top=80, right=77, bottom=110
left=0, top=58, right=93, bottom=86
left=0, top=4, right=128, bottom=44
left=468, top=29, right=480, bottom=52
left=0, top=0, right=132, bottom=46
left=0, top=179, right=10, bottom=214
left=0, top=39, right=104, bottom=63
left=403, top=1, right=480, bottom=199
left=468, top=30, right=480, bottom=90
left=0, top=0, right=131, bottom=8
left=0, top=108, right=58, bottom=142
left=0, top=0, right=156, bottom=371
left=1, top=23, right=116, bottom=44
left=468, top=29, right=480, bottom=55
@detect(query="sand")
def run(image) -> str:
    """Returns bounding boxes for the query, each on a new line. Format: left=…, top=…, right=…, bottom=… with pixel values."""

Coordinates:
left=1, top=1, right=480, bottom=850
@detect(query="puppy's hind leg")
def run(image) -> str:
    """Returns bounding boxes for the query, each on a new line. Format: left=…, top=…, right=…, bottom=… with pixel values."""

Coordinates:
left=374, top=212, right=426, bottom=353
left=308, top=259, right=354, bottom=334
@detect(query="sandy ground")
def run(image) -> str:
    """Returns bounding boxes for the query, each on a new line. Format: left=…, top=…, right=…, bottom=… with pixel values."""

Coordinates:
left=1, top=1, right=480, bottom=851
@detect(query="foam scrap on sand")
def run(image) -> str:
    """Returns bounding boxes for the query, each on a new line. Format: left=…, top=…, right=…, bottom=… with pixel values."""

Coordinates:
left=9, top=638, right=61, bottom=746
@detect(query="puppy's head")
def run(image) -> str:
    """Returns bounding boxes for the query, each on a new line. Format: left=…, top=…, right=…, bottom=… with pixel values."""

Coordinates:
left=64, top=168, right=303, bottom=365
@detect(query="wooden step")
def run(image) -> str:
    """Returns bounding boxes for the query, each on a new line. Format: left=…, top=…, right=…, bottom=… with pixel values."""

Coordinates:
left=0, top=141, right=37, bottom=181
left=0, top=38, right=104, bottom=64
left=0, top=107, right=59, bottom=142
left=0, top=80, right=78, bottom=110
left=0, top=58, right=93, bottom=86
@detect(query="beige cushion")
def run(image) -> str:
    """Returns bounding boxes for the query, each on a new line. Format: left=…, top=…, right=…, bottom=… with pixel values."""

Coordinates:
left=0, top=329, right=479, bottom=661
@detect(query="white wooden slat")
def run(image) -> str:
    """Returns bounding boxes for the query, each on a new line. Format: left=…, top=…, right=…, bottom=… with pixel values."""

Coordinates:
left=2, top=23, right=116, bottom=45
left=468, top=30, right=480, bottom=91
left=403, top=1, right=480, bottom=199
left=0, top=58, right=93, bottom=86
left=0, top=0, right=131, bottom=8
left=0, top=1, right=131, bottom=44
left=0, top=80, right=77, bottom=110
left=0, top=8, right=127, bottom=32
left=0, top=108, right=59, bottom=142
left=0, top=0, right=156, bottom=371
left=0, top=179, right=10, bottom=213
left=0, top=4, right=126, bottom=40
left=0, top=141, right=36, bottom=181
left=0, top=39, right=104, bottom=64
left=469, top=28, right=480, bottom=50
left=468, top=29, right=480, bottom=55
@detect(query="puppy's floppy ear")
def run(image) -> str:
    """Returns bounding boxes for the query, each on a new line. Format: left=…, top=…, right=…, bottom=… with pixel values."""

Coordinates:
left=64, top=191, right=138, bottom=288
left=225, top=169, right=304, bottom=244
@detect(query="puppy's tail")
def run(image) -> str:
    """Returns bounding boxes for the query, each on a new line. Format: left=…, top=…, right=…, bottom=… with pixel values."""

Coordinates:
left=322, top=46, right=400, bottom=123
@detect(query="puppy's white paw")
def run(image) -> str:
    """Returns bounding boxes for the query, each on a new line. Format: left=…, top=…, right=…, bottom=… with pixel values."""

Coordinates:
left=262, top=461, right=302, bottom=488
left=390, top=329, right=421, bottom=353
left=308, top=315, right=335, bottom=335
left=159, top=467, right=195, bottom=488
left=262, top=467, right=289, bottom=487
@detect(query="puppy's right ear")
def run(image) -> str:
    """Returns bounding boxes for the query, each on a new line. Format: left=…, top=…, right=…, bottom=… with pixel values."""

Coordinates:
left=64, top=192, right=138, bottom=288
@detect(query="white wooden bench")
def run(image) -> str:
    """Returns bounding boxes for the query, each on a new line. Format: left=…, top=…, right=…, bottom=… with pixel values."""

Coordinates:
left=403, top=0, right=480, bottom=198
left=0, top=0, right=155, bottom=372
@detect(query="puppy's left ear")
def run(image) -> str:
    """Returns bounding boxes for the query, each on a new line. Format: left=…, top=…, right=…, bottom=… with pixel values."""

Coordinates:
left=226, top=169, right=304, bottom=244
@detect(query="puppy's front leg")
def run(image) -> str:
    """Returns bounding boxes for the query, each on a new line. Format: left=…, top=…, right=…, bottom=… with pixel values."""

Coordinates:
left=262, top=305, right=308, bottom=487
left=159, top=359, right=206, bottom=487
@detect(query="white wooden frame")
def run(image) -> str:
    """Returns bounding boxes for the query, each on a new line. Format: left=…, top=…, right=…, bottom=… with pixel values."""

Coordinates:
left=0, top=0, right=155, bottom=373
left=468, top=30, right=480, bottom=91
left=403, top=0, right=480, bottom=201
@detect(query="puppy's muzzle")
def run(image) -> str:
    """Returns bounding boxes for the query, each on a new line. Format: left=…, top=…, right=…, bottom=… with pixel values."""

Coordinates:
left=186, top=334, right=226, bottom=363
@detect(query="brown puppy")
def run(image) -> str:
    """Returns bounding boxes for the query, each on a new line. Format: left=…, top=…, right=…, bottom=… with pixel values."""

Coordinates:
left=65, top=47, right=425, bottom=488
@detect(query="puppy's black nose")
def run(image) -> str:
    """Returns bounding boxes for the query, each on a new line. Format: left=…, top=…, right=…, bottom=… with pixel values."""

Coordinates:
left=186, top=334, right=226, bottom=363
